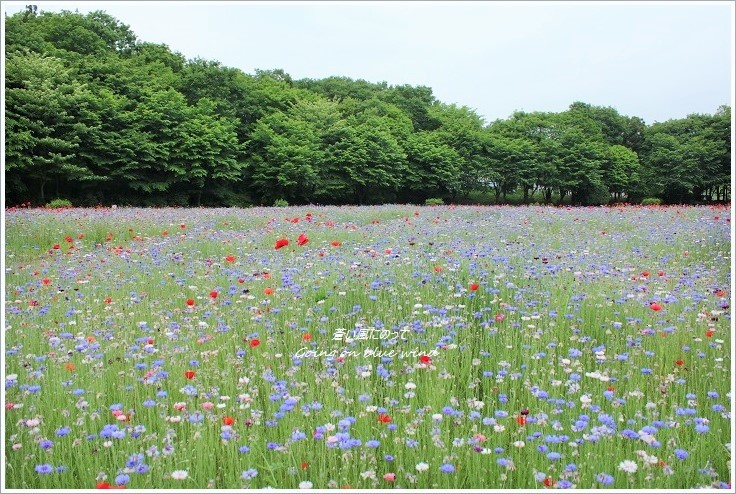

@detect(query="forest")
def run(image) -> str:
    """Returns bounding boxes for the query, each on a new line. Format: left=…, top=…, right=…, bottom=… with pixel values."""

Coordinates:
left=4, top=8, right=732, bottom=207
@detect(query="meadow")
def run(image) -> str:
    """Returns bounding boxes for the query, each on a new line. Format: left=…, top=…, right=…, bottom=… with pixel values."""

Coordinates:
left=3, top=204, right=732, bottom=490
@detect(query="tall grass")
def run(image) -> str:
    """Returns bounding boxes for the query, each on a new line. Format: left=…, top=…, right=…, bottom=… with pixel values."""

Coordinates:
left=3, top=205, right=731, bottom=490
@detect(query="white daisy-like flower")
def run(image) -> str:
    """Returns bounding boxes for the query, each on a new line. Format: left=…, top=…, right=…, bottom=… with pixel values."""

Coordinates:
left=415, top=462, right=429, bottom=472
left=298, top=481, right=313, bottom=489
left=618, top=460, right=638, bottom=474
left=171, top=470, right=188, bottom=480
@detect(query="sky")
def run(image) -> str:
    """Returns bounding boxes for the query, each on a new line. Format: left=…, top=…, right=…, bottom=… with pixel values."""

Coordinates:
left=2, top=1, right=734, bottom=124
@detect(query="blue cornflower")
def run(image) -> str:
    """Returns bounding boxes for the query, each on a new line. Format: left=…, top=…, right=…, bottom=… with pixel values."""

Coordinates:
left=674, top=449, right=689, bottom=460
left=596, top=473, right=614, bottom=485
left=241, top=468, right=258, bottom=480
left=694, top=424, right=709, bottom=434
left=35, top=464, right=54, bottom=474
left=439, top=463, right=455, bottom=473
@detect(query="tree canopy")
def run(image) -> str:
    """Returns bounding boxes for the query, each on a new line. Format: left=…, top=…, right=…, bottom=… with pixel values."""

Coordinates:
left=4, top=8, right=731, bottom=206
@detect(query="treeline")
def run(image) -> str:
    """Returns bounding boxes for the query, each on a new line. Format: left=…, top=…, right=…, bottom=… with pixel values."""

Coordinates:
left=4, top=8, right=731, bottom=207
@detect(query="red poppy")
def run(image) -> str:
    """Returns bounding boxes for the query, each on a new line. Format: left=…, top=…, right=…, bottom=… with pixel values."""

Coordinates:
left=147, top=338, right=154, bottom=345
left=516, top=416, right=526, bottom=426
left=250, top=339, right=261, bottom=348
left=223, top=416, right=234, bottom=426
left=641, top=271, right=650, bottom=277
left=42, top=278, right=51, bottom=285
left=331, top=240, right=342, bottom=247
left=184, top=370, right=195, bottom=380
left=65, top=236, right=73, bottom=243
left=275, top=238, right=289, bottom=250
left=53, top=244, right=60, bottom=250
left=180, top=223, right=186, bottom=229
left=29, top=300, right=39, bottom=306
left=658, top=271, right=665, bottom=277
left=105, top=297, right=112, bottom=304
left=495, top=313, right=506, bottom=322
left=419, top=355, right=432, bottom=365
left=675, top=359, right=684, bottom=366
left=302, top=333, right=313, bottom=341
left=377, top=413, right=391, bottom=423
left=650, top=303, right=662, bottom=311
left=78, top=233, right=85, bottom=240
left=469, top=283, right=479, bottom=291
left=543, top=477, right=555, bottom=487
left=162, top=230, right=169, bottom=236
left=186, top=298, right=195, bottom=307
left=300, top=462, right=309, bottom=470
left=607, top=386, right=615, bottom=392
left=705, top=330, right=714, bottom=338
left=238, top=278, right=245, bottom=284
left=209, top=290, right=218, bottom=299
left=66, top=363, right=76, bottom=372
left=97, top=482, right=111, bottom=489
left=434, top=266, right=442, bottom=272
left=715, top=289, right=726, bottom=297
left=225, top=255, right=236, bottom=263
left=297, top=233, right=309, bottom=246
left=263, top=287, right=274, bottom=296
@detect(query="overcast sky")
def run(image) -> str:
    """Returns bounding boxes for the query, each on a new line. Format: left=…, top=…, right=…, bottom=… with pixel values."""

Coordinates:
left=2, top=1, right=733, bottom=124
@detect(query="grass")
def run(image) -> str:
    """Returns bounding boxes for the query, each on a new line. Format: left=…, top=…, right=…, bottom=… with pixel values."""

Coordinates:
left=2, top=204, right=732, bottom=490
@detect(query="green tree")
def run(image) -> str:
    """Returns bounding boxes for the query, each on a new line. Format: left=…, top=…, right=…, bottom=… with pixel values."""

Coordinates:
left=602, top=144, right=640, bottom=201
left=5, top=52, right=104, bottom=203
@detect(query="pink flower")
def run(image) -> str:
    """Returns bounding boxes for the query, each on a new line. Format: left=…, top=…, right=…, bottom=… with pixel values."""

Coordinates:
left=202, top=402, right=214, bottom=411
left=383, top=473, right=396, bottom=482
left=173, top=402, right=187, bottom=411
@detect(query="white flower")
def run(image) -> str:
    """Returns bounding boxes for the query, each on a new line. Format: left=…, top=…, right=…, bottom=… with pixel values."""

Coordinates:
left=404, top=382, right=416, bottom=390
left=359, top=470, right=376, bottom=480
left=298, top=481, right=313, bottom=489
left=513, top=441, right=525, bottom=448
left=415, top=462, right=429, bottom=472
left=432, top=413, right=443, bottom=422
left=25, top=418, right=40, bottom=427
left=618, top=460, right=638, bottom=473
left=171, top=470, right=189, bottom=480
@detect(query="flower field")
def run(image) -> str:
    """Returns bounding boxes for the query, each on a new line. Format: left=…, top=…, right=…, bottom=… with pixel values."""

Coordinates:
left=3, top=205, right=732, bottom=490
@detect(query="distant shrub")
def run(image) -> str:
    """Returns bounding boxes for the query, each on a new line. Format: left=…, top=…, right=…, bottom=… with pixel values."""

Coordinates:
left=641, top=198, right=663, bottom=206
left=273, top=198, right=289, bottom=207
left=424, top=198, right=445, bottom=206
left=46, top=198, right=72, bottom=209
